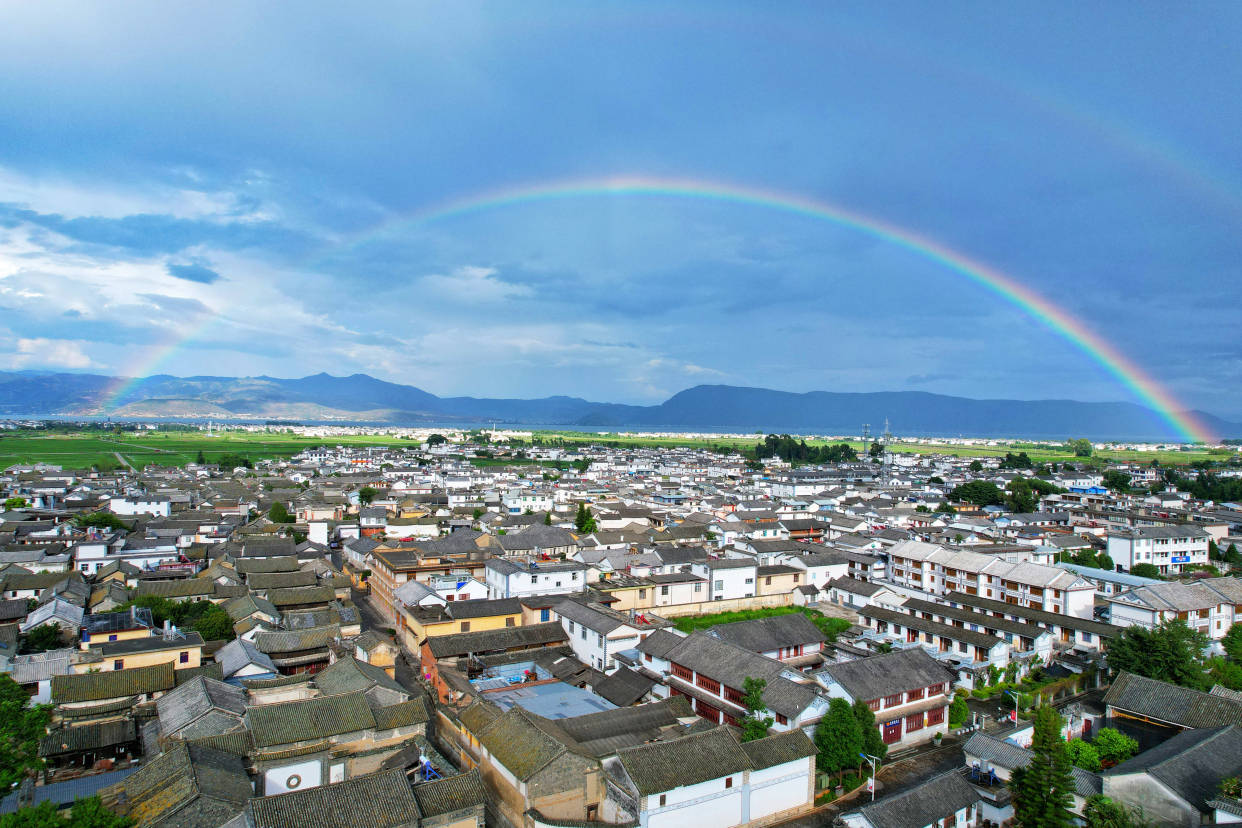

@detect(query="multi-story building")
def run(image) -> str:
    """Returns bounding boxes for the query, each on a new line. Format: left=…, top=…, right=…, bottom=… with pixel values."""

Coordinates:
left=1106, top=576, right=1242, bottom=640
left=818, top=648, right=956, bottom=749
left=885, top=540, right=1096, bottom=618
left=1106, top=526, right=1211, bottom=575
left=689, top=558, right=758, bottom=601
left=484, top=557, right=586, bottom=600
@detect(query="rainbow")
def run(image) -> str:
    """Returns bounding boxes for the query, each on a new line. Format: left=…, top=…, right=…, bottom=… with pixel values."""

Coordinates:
left=100, top=312, right=222, bottom=413
left=328, top=175, right=1216, bottom=443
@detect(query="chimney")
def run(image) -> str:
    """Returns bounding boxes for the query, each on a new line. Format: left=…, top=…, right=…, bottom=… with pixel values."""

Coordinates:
left=163, top=619, right=171, bottom=637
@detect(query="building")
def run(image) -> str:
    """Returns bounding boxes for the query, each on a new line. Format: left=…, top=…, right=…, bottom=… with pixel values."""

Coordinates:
left=1106, top=576, right=1242, bottom=640
left=840, top=770, right=981, bottom=828
left=484, top=558, right=586, bottom=600
left=1106, top=526, right=1211, bottom=575
left=554, top=598, right=670, bottom=673
left=818, top=649, right=955, bottom=749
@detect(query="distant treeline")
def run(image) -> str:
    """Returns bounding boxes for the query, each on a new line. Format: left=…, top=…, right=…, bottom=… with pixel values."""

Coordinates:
left=749, top=434, right=858, bottom=464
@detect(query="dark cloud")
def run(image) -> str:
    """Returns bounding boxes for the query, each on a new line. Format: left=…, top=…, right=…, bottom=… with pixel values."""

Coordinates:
left=165, top=262, right=220, bottom=284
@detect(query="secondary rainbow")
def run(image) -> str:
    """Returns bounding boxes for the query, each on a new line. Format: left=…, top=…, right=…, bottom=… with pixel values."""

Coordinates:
left=330, top=175, right=1215, bottom=443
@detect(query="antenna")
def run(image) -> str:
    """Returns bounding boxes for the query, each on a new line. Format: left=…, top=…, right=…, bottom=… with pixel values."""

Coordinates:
left=862, top=423, right=871, bottom=446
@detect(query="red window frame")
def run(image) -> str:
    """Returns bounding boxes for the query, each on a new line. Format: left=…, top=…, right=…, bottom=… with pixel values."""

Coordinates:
left=696, top=675, right=721, bottom=695
left=906, top=687, right=925, bottom=702
left=867, top=698, right=881, bottom=712
left=927, top=706, right=945, bottom=726
left=671, top=663, right=693, bottom=681
left=928, top=683, right=945, bottom=696
left=906, top=712, right=924, bottom=732
left=724, top=686, right=744, bottom=705
left=884, top=693, right=902, bottom=708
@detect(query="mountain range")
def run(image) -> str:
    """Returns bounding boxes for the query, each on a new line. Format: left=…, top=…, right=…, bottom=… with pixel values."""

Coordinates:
left=0, top=370, right=1236, bottom=441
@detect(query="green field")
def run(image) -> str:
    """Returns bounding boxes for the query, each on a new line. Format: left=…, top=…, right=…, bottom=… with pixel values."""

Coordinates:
left=0, top=427, right=1230, bottom=470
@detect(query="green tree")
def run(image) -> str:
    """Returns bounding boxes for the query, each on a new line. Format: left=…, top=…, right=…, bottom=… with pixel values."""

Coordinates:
left=269, top=501, right=294, bottom=523
left=949, top=694, right=970, bottom=728
left=1066, top=738, right=1101, bottom=772
left=851, top=699, right=886, bottom=763
left=74, top=512, right=129, bottom=532
left=969, top=459, right=984, bottom=472
left=543, top=511, right=553, bottom=525
left=1069, top=438, right=1093, bottom=457
left=0, top=673, right=51, bottom=790
left=1009, top=706, right=1076, bottom=828
left=574, top=503, right=597, bottom=534
left=195, top=450, right=206, bottom=464
left=1102, top=470, right=1132, bottom=492
left=572, top=458, right=592, bottom=473
left=1091, top=728, right=1139, bottom=767
left=426, top=434, right=447, bottom=446
left=1082, top=795, right=1150, bottom=828
left=4, top=497, right=28, bottom=510
left=1005, top=479, right=1038, bottom=513
left=472, top=507, right=483, bottom=520
left=814, top=698, right=862, bottom=778
left=1206, top=656, right=1242, bottom=691
left=20, top=623, right=61, bottom=654
left=1223, top=623, right=1242, bottom=662
left=1130, top=563, right=1161, bottom=579
left=0, top=796, right=133, bottom=828
left=950, top=480, right=1005, bottom=507
left=190, top=604, right=236, bottom=642
left=740, top=677, right=774, bottom=742
left=869, top=441, right=884, bottom=458
left=1106, top=620, right=1209, bottom=689
left=357, top=486, right=377, bottom=506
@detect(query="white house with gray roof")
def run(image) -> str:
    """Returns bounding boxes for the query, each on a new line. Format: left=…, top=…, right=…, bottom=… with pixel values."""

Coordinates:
left=1106, top=525, right=1211, bottom=575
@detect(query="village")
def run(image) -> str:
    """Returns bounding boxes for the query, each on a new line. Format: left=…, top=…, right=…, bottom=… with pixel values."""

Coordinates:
left=1, top=431, right=1241, bottom=828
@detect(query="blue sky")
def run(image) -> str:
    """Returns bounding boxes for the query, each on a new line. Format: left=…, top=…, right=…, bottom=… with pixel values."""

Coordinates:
left=1, top=2, right=1240, bottom=417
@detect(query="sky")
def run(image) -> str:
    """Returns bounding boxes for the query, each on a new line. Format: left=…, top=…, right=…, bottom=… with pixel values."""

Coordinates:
left=1, top=2, right=1240, bottom=418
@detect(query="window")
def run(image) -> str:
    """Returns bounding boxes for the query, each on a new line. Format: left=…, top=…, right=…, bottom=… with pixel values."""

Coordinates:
left=671, top=663, right=693, bottom=681
left=867, top=699, right=881, bottom=711
left=659, top=795, right=666, bottom=807
left=113, top=660, right=123, bottom=670
left=907, top=687, right=924, bottom=702
left=660, top=585, right=669, bottom=596
left=459, top=622, right=470, bottom=632
left=884, top=693, right=902, bottom=708
left=645, top=653, right=652, bottom=663
left=927, top=706, right=945, bottom=726
left=775, top=713, right=788, bottom=725
left=598, top=634, right=604, bottom=646
left=696, top=675, right=721, bottom=694
left=506, top=617, right=515, bottom=627
left=765, top=576, right=772, bottom=586
left=928, top=683, right=945, bottom=696
left=906, top=712, right=924, bottom=732
left=581, top=628, right=587, bottom=640
left=108, top=634, right=118, bottom=642
left=744, top=578, right=754, bottom=584
left=179, top=651, right=189, bottom=664
left=568, top=621, right=575, bottom=633
left=714, top=580, right=724, bottom=591
left=724, top=685, right=744, bottom=704
left=638, top=589, right=646, bottom=598
left=724, top=777, right=733, bottom=789
left=540, top=608, right=550, bottom=622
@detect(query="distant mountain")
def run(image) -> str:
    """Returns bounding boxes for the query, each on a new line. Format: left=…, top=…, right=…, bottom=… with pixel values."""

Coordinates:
left=0, top=371, right=1236, bottom=441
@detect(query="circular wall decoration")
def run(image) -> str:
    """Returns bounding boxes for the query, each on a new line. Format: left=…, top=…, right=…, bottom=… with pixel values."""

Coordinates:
left=285, top=774, right=302, bottom=789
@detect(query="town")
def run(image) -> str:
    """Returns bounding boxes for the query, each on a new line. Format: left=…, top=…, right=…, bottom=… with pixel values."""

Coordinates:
left=0, top=429, right=1240, bottom=828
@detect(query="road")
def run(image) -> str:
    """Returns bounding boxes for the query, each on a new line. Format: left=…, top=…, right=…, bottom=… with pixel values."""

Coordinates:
left=351, top=588, right=423, bottom=692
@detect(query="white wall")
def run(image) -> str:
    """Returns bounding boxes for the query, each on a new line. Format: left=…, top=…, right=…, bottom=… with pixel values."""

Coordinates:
left=264, top=758, right=322, bottom=794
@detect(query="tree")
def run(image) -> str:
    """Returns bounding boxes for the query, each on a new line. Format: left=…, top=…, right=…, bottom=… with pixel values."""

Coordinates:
left=574, top=503, right=596, bottom=534
left=1066, top=738, right=1101, bottom=771
left=472, top=507, right=484, bottom=520
left=1206, top=656, right=1242, bottom=691
left=572, top=458, right=592, bottom=473
left=74, top=512, right=129, bottom=532
left=4, top=497, right=28, bottom=510
left=1082, top=795, right=1150, bottom=828
left=869, top=441, right=884, bottom=458
left=1069, top=438, right=1093, bottom=457
left=814, top=698, right=862, bottom=779
left=357, top=486, right=377, bottom=506
left=1009, top=706, right=1076, bottom=828
left=543, top=511, right=553, bottom=525
left=0, top=796, right=133, bottom=828
left=195, top=450, right=206, bottom=464
left=950, top=480, right=1006, bottom=507
left=1106, top=620, right=1209, bottom=689
left=851, top=699, right=886, bottom=763
left=190, top=604, right=236, bottom=642
left=426, top=434, right=447, bottom=446
left=20, top=623, right=61, bottom=654
left=1092, top=728, right=1139, bottom=767
left=928, top=475, right=944, bottom=484
left=740, top=677, right=774, bottom=742
left=0, top=674, right=51, bottom=790
left=1130, top=563, right=1161, bottom=579
left=949, top=694, right=970, bottom=728
left=1223, top=623, right=1242, bottom=662
left=969, top=459, right=984, bottom=472
left=269, top=501, right=294, bottom=523
left=1102, top=470, right=1131, bottom=492
left=1005, top=479, right=1038, bottom=513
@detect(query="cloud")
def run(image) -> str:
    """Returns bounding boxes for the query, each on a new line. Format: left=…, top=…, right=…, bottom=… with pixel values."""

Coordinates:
left=12, top=338, right=93, bottom=369
left=417, top=266, right=532, bottom=303
left=138, top=293, right=212, bottom=315
left=165, top=262, right=221, bottom=284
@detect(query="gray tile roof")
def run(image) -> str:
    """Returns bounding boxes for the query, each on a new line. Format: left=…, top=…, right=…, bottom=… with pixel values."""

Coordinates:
left=410, top=769, right=487, bottom=819
left=51, top=661, right=176, bottom=703
left=708, top=613, right=826, bottom=653
left=850, top=769, right=980, bottom=828
left=38, top=719, right=137, bottom=757
left=554, top=696, right=693, bottom=757
left=963, top=732, right=1101, bottom=799
left=593, top=666, right=656, bottom=707
left=155, top=675, right=247, bottom=738
left=1105, top=672, right=1242, bottom=729
left=739, top=728, right=817, bottom=770
left=616, top=726, right=752, bottom=796
left=426, top=621, right=567, bottom=659
left=821, top=649, right=955, bottom=704
left=246, top=691, right=376, bottom=747
left=1106, top=725, right=1242, bottom=813
left=246, top=768, right=420, bottom=828
left=664, top=632, right=820, bottom=718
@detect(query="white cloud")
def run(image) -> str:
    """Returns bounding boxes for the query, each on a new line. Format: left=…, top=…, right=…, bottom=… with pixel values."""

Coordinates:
left=13, top=338, right=93, bottom=369
left=417, top=266, right=532, bottom=303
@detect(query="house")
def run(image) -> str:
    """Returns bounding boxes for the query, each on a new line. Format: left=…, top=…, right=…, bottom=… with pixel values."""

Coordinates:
left=245, top=768, right=421, bottom=828
left=962, top=732, right=1101, bottom=824
left=484, top=557, right=586, bottom=600
left=554, top=598, right=670, bottom=673
left=689, top=558, right=758, bottom=601
left=215, top=636, right=278, bottom=684
left=1106, top=526, right=1211, bottom=575
left=152, top=674, right=247, bottom=741
left=817, top=649, right=956, bottom=749
left=827, top=576, right=901, bottom=609
left=707, top=613, right=827, bottom=667
left=606, top=726, right=817, bottom=828
left=50, top=661, right=177, bottom=725
left=116, top=742, right=252, bottom=827
left=1104, top=671, right=1242, bottom=731
left=1102, top=725, right=1242, bottom=827
left=420, top=622, right=570, bottom=705
left=840, top=769, right=981, bottom=828
left=1106, top=576, right=1242, bottom=641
